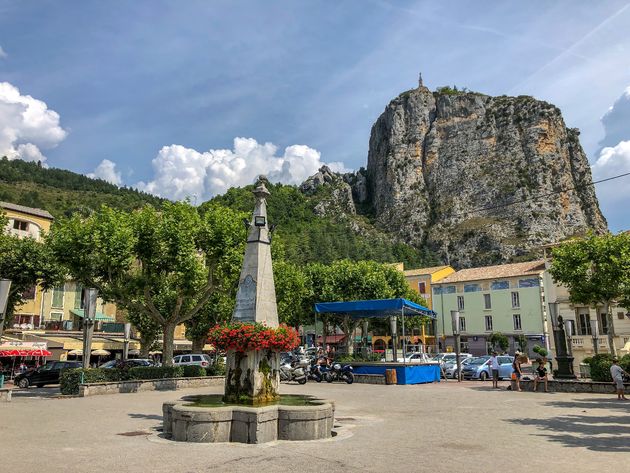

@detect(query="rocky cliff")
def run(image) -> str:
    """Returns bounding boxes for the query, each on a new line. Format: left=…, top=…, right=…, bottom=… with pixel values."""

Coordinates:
left=363, top=86, right=607, bottom=267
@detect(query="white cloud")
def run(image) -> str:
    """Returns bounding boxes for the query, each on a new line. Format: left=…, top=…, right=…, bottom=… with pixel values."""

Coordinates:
left=0, top=46, right=7, bottom=59
left=135, top=137, right=350, bottom=201
left=87, top=159, right=122, bottom=185
left=0, top=82, right=67, bottom=163
left=592, top=140, right=630, bottom=202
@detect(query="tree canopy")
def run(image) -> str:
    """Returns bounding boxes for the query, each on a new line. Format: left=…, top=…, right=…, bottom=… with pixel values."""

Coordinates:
left=549, top=232, right=630, bottom=356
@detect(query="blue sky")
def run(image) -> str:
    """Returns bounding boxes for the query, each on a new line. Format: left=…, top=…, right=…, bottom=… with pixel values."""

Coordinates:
left=1, top=0, right=629, bottom=230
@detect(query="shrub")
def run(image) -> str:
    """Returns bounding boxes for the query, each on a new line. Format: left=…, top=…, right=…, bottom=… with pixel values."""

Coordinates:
left=60, top=368, right=129, bottom=395
left=532, top=345, right=548, bottom=358
left=128, top=366, right=184, bottom=380
left=207, top=358, right=226, bottom=376
left=620, top=354, right=630, bottom=373
left=589, top=354, right=615, bottom=382
left=581, top=357, right=592, bottom=366
left=182, top=365, right=206, bottom=377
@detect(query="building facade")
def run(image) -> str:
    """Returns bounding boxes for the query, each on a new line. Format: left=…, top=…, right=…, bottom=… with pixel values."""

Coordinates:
left=432, top=260, right=548, bottom=357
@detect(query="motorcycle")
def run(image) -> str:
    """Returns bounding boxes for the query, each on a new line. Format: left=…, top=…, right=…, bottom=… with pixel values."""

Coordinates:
left=308, top=359, right=324, bottom=382
left=324, top=362, right=354, bottom=384
left=279, top=359, right=307, bottom=385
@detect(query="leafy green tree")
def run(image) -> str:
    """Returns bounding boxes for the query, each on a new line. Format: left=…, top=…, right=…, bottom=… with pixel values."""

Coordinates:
left=48, top=202, right=242, bottom=364
left=125, top=308, right=161, bottom=358
left=274, top=260, right=313, bottom=328
left=549, top=232, right=630, bottom=356
left=0, top=215, right=63, bottom=331
left=488, top=332, right=509, bottom=352
left=184, top=205, right=247, bottom=352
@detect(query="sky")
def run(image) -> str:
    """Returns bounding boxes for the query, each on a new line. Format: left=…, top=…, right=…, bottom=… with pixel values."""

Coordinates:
left=0, top=0, right=629, bottom=230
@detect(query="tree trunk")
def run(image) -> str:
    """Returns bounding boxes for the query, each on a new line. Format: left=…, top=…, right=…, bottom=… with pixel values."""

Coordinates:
left=139, top=332, right=153, bottom=358
left=162, top=322, right=176, bottom=366
left=604, top=301, right=617, bottom=357
left=192, top=336, right=205, bottom=353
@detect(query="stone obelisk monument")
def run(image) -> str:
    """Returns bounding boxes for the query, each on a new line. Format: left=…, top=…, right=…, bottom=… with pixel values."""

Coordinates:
left=224, top=176, right=281, bottom=404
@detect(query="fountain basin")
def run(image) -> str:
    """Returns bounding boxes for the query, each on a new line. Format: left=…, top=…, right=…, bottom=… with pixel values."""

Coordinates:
left=163, top=395, right=334, bottom=444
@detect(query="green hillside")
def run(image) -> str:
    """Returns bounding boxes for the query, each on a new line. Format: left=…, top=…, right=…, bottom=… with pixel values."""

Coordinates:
left=206, top=183, right=437, bottom=267
left=0, top=157, right=163, bottom=217
left=1, top=157, right=436, bottom=267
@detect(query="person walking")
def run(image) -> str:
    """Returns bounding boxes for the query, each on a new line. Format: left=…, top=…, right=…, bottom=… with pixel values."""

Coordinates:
left=533, top=358, right=549, bottom=392
left=512, top=354, right=523, bottom=392
left=490, top=352, right=500, bottom=388
left=610, top=358, right=629, bottom=401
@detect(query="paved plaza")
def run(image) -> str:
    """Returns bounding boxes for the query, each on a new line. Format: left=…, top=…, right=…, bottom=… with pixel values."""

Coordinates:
left=1, top=381, right=629, bottom=473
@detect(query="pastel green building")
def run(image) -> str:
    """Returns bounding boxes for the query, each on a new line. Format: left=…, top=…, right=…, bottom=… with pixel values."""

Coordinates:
left=431, top=260, right=548, bottom=356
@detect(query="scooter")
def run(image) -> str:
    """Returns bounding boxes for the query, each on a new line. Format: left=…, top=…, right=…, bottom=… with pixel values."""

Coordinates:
left=325, top=362, right=354, bottom=384
left=279, top=360, right=307, bottom=385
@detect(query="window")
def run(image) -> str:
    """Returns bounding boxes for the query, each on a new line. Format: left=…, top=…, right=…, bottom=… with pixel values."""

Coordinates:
left=464, top=284, right=481, bottom=293
left=511, top=291, right=520, bottom=308
left=181, top=356, right=191, bottom=363
left=498, top=356, right=511, bottom=364
left=418, top=282, right=426, bottom=294
left=485, top=315, right=493, bottom=331
left=618, top=312, right=626, bottom=320
left=13, top=219, right=29, bottom=231
left=459, top=317, right=466, bottom=332
left=578, top=313, right=591, bottom=335
left=444, top=286, right=456, bottom=294
left=484, top=294, right=491, bottom=309
left=565, top=319, right=576, bottom=336
left=599, top=313, right=609, bottom=335
left=23, top=285, right=36, bottom=300
left=460, top=337, right=469, bottom=352
left=49, top=312, right=63, bottom=321
left=74, top=285, right=83, bottom=309
left=52, top=285, right=65, bottom=308
left=513, top=314, right=522, bottom=331
left=425, top=320, right=435, bottom=336
left=518, top=278, right=540, bottom=288
left=491, top=281, right=509, bottom=290
left=192, top=355, right=202, bottom=362
left=457, top=296, right=465, bottom=311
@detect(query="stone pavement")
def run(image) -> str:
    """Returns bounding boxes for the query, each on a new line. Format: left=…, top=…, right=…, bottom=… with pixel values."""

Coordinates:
left=1, top=380, right=628, bottom=473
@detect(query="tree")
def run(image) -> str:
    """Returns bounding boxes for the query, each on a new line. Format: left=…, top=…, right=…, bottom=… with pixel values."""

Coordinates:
left=49, top=202, right=243, bottom=365
left=273, top=260, right=313, bottom=328
left=125, top=308, right=161, bottom=358
left=308, top=260, right=428, bottom=354
left=0, top=215, right=63, bottom=330
left=184, top=205, right=247, bottom=352
left=549, top=232, right=630, bottom=357
left=488, top=332, right=509, bottom=352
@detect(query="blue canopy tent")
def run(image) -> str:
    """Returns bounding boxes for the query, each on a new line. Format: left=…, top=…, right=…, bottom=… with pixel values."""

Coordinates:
left=314, top=298, right=439, bottom=384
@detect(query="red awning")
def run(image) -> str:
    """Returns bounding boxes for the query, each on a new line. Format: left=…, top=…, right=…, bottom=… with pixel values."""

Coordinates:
left=0, top=348, right=52, bottom=357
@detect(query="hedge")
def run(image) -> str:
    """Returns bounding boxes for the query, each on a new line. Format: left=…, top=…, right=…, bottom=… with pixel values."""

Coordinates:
left=61, top=365, right=184, bottom=395
left=182, top=365, right=206, bottom=377
left=585, top=354, right=630, bottom=382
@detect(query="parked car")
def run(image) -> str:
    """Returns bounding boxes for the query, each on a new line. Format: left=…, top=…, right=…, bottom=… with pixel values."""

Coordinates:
left=14, top=360, right=82, bottom=388
left=433, top=353, right=473, bottom=366
left=99, top=359, right=155, bottom=369
left=461, top=355, right=514, bottom=380
left=172, top=354, right=212, bottom=368
left=397, top=352, right=433, bottom=363
left=443, top=357, right=475, bottom=379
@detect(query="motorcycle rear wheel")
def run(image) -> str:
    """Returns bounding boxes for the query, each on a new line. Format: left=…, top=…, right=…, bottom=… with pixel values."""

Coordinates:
left=344, top=373, right=354, bottom=384
left=297, top=377, right=307, bottom=385
left=325, top=373, right=334, bottom=383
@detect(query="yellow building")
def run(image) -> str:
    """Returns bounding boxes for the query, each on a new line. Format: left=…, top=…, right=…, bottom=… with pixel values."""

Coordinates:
left=1, top=201, right=54, bottom=327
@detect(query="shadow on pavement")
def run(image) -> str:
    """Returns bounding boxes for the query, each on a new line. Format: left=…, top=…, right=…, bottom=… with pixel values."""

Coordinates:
left=10, top=386, right=60, bottom=399
left=508, top=397, right=630, bottom=452
left=128, top=413, right=163, bottom=421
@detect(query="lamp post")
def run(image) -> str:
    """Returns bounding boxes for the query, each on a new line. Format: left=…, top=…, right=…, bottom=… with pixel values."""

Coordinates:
left=590, top=316, right=599, bottom=355
left=390, top=316, right=398, bottom=362
left=0, top=279, right=12, bottom=341
left=451, top=310, right=461, bottom=382
left=548, top=302, right=576, bottom=379
left=123, top=323, right=131, bottom=360
left=81, top=288, right=98, bottom=370
left=563, top=319, right=573, bottom=357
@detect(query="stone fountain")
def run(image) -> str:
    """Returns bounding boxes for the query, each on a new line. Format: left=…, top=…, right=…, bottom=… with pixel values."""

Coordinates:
left=163, top=176, right=334, bottom=443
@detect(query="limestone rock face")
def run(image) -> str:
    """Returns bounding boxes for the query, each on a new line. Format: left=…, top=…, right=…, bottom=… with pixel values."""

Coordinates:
left=300, top=165, right=356, bottom=217
left=365, top=87, right=607, bottom=267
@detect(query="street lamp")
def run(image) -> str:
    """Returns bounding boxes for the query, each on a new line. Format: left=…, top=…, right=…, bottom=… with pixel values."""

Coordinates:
left=451, top=310, right=461, bottom=382
left=548, top=302, right=576, bottom=379
left=390, top=316, right=398, bottom=362
left=563, top=319, right=573, bottom=357
left=0, top=279, right=12, bottom=341
left=590, top=316, right=599, bottom=355
left=82, top=288, right=98, bottom=370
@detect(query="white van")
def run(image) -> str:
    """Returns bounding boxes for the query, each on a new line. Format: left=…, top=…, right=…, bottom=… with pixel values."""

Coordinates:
left=173, top=354, right=212, bottom=368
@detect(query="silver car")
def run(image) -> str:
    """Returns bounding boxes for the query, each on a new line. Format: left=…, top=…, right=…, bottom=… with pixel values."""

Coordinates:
left=444, top=357, right=474, bottom=379
left=173, top=354, right=212, bottom=368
